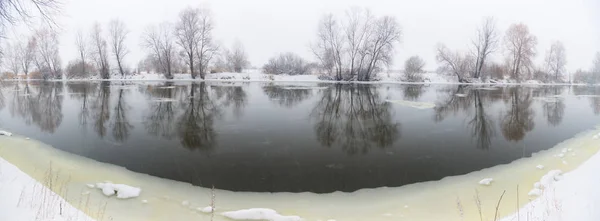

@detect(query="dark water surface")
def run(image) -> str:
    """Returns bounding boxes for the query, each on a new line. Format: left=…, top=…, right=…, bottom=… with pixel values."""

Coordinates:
left=1, top=81, right=599, bottom=193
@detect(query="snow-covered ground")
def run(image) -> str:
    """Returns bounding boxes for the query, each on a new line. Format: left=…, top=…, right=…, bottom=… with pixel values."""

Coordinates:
left=0, top=156, right=93, bottom=221
left=52, top=70, right=592, bottom=86
left=500, top=132, right=600, bottom=221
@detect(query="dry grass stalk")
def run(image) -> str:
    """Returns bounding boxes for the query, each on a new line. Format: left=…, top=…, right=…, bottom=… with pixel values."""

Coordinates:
left=474, top=189, right=483, bottom=221
left=493, top=190, right=507, bottom=221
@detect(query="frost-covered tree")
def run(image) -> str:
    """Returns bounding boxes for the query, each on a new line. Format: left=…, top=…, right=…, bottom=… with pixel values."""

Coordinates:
left=504, top=23, right=537, bottom=82
left=33, top=28, right=62, bottom=79
left=263, top=52, right=310, bottom=75
left=591, top=52, right=600, bottom=83
left=142, top=23, right=176, bottom=79
left=75, top=29, right=88, bottom=76
left=109, top=19, right=129, bottom=76
left=436, top=44, right=473, bottom=82
left=544, top=41, right=567, bottom=82
left=472, top=17, right=498, bottom=79
left=195, top=8, right=217, bottom=79
left=175, top=7, right=201, bottom=77
left=19, top=36, right=36, bottom=77
left=90, top=22, right=110, bottom=79
left=404, top=55, right=425, bottom=82
left=312, top=7, right=401, bottom=81
left=225, top=40, right=249, bottom=73
left=4, top=41, right=21, bottom=75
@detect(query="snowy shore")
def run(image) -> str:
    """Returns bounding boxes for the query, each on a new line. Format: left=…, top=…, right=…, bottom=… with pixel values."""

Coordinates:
left=10, top=70, right=592, bottom=86
left=0, top=157, right=93, bottom=221
left=1, top=127, right=600, bottom=220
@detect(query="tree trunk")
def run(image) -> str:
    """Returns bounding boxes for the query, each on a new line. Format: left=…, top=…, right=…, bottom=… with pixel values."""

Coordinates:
left=116, top=55, right=125, bottom=77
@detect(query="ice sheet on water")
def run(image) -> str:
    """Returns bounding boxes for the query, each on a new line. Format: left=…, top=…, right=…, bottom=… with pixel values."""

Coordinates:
left=96, top=182, right=141, bottom=199
left=221, top=208, right=302, bottom=221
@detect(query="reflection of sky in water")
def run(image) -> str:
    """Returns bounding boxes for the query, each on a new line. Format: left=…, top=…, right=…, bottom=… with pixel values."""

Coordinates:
left=0, top=82, right=599, bottom=193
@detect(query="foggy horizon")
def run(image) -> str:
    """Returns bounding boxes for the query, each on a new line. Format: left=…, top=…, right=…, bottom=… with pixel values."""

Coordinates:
left=4, top=0, right=600, bottom=73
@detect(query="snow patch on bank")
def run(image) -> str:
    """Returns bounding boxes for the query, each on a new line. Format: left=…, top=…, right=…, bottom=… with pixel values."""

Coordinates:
left=221, top=208, right=302, bottom=221
left=95, top=182, right=141, bottom=199
left=0, top=157, right=94, bottom=221
left=501, top=150, right=600, bottom=220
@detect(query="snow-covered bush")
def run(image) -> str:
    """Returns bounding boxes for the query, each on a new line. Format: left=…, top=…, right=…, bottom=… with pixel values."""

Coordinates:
left=263, top=52, right=311, bottom=75
left=66, top=60, right=96, bottom=79
left=404, top=56, right=425, bottom=82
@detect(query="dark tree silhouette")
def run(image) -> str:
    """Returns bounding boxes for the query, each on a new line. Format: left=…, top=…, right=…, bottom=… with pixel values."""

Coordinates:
left=67, top=82, right=97, bottom=129
left=177, top=82, right=219, bottom=151
left=213, top=84, right=247, bottom=118
left=143, top=82, right=180, bottom=139
left=93, top=81, right=111, bottom=137
left=112, top=86, right=133, bottom=142
left=262, top=85, right=313, bottom=108
left=311, top=84, right=400, bottom=155
left=501, top=87, right=535, bottom=141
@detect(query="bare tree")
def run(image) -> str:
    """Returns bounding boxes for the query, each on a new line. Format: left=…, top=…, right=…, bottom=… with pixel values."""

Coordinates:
left=593, top=52, right=600, bottom=83
left=504, top=23, right=537, bottom=82
left=226, top=40, right=249, bottom=73
left=175, top=7, right=201, bottom=77
left=472, top=17, right=498, bottom=79
left=195, top=8, right=217, bottom=79
left=344, top=7, right=373, bottom=79
left=142, top=23, right=175, bottom=79
left=436, top=44, right=473, bottom=82
left=90, top=22, right=110, bottom=79
left=109, top=19, right=129, bottom=76
left=263, top=52, right=310, bottom=75
left=4, top=41, right=21, bottom=75
left=0, top=0, right=61, bottom=32
left=75, top=29, right=87, bottom=76
left=311, top=9, right=401, bottom=81
left=33, top=28, right=61, bottom=79
left=404, top=55, right=425, bottom=82
left=544, top=41, right=567, bottom=82
left=360, top=16, right=401, bottom=81
left=312, top=14, right=344, bottom=80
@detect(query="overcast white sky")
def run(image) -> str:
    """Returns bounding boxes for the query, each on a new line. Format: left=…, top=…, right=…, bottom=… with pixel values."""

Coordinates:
left=10, top=0, right=600, bottom=72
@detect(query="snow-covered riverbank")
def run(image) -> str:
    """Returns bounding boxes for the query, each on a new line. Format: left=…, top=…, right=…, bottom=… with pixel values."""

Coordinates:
left=1, top=126, right=600, bottom=221
left=16, top=70, right=592, bottom=86
left=0, top=156, right=93, bottom=221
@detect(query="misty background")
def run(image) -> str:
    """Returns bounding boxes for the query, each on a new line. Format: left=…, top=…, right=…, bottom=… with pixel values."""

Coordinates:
left=5, top=0, right=600, bottom=72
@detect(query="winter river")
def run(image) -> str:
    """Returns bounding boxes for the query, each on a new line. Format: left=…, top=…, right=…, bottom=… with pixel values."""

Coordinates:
left=0, top=81, right=599, bottom=220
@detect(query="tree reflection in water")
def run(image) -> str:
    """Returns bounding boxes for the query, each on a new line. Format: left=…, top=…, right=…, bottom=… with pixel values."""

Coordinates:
left=177, top=83, right=220, bottom=151
left=93, top=82, right=111, bottom=137
left=213, top=83, right=247, bottom=118
left=143, top=82, right=180, bottom=139
left=501, top=87, right=535, bottom=142
left=68, top=82, right=98, bottom=130
left=112, top=84, right=133, bottom=142
left=538, top=86, right=565, bottom=126
left=573, top=86, right=600, bottom=116
left=435, top=86, right=498, bottom=149
left=262, top=84, right=313, bottom=108
left=10, top=82, right=64, bottom=133
left=311, top=84, right=400, bottom=155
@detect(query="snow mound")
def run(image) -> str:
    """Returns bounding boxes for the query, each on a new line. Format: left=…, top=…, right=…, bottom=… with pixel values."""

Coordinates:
left=198, top=206, right=214, bottom=213
left=385, top=100, right=436, bottom=109
left=536, top=165, right=545, bottom=170
left=478, top=178, right=494, bottom=186
left=0, top=130, right=13, bottom=136
left=95, top=182, right=141, bottom=199
left=527, top=170, right=563, bottom=198
left=221, top=208, right=302, bottom=221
